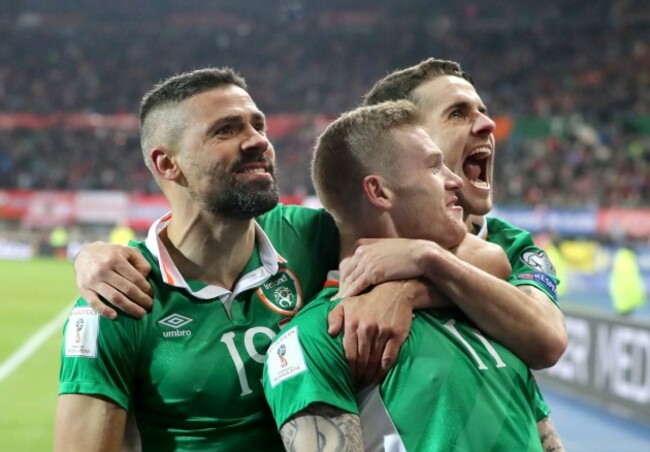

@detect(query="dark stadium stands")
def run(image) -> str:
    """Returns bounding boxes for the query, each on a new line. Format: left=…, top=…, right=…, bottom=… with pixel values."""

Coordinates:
left=0, top=0, right=648, bottom=206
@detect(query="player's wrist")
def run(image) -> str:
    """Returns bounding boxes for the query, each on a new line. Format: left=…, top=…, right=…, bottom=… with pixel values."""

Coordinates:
left=419, top=241, right=446, bottom=281
left=400, top=278, right=428, bottom=310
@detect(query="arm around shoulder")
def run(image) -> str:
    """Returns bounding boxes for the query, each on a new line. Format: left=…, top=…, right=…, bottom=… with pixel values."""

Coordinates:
left=518, top=285, right=568, bottom=368
left=456, top=234, right=567, bottom=367
left=74, top=241, right=153, bottom=319
left=420, top=235, right=567, bottom=369
left=452, top=233, right=512, bottom=279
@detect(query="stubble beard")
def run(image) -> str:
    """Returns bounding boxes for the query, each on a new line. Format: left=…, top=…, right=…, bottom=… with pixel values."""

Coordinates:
left=202, top=173, right=280, bottom=220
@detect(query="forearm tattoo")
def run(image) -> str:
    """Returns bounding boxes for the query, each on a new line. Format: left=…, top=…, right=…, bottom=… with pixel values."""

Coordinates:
left=538, top=416, right=566, bottom=452
left=280, top=403, right=363, bottom=452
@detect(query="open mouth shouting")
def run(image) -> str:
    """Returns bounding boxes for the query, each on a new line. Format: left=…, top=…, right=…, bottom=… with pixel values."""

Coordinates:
left=462, top=146, right=492, bottom=190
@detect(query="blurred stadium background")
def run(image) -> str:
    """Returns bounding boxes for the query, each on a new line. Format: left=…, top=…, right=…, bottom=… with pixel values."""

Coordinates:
left=1, top=0, right=649, bottom=450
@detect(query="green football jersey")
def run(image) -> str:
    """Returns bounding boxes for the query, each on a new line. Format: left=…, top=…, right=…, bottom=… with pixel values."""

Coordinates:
left=480, top=216, right=560, bottom=305
left=59, top=204, right=338, bottom=451
left=264, top=282, right=548, bottom=452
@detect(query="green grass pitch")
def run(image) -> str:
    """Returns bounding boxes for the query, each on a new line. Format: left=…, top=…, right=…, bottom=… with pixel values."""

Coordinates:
left=0, top=258, right=78, bottom=451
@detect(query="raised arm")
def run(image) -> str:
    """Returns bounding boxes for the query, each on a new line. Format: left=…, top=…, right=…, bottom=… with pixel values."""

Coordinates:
left=280, top=403, right=363, bottom=452
left=54, top=394, right=127, bottom=452
left=337, top=236, right=567, bottom=369
left=74, top=241, right=153, bottom=318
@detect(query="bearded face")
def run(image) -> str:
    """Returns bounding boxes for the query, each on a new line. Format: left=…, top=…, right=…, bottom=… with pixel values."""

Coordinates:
left=175, top=85, right=281, bottom=220
left=188, top=154, right=280, bottom=220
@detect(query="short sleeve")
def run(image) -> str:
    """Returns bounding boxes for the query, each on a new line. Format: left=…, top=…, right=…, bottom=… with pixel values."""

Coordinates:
left=58, top=299, right=138, bottom=410
left=263, top=300, right=357, bottom=429
left=487, top=217, right=561, bottom=306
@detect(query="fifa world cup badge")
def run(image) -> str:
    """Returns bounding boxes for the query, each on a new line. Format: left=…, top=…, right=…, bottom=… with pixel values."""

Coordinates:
left=75, top=318, right=85, bottom=343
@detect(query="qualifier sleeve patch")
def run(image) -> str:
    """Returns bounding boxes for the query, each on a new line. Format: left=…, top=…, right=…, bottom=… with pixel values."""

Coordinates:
left=64, top=307, right=99, bottom=358
left=266, top=326, right=307, bottom=387
left=520, top=250, right=556, bottom=276
left=516, top=273, right=557, bottom=299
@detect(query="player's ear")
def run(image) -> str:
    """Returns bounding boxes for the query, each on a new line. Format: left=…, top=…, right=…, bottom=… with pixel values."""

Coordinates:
left=362, top=174, right=393, bottom=210
left=151, top=147, right=182, bottom=182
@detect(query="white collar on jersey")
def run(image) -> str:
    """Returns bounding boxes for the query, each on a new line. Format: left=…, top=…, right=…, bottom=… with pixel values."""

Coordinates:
left=324, top=270, right=340, bottom=286
left=144, top=212, right=287, bottom=309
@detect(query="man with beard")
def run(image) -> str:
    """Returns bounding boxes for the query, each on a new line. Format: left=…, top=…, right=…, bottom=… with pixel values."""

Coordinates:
left=57, top=66, right=499, bottom=451
left=72, top=60, right=566, bottom=375
left=54, top=68, right=343, bottom=451
left=61, top=60, right=566, bottom=448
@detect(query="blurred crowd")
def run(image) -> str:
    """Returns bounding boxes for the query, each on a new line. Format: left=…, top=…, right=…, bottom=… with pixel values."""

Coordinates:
left=0, top=0, right=648, bottom=206
left=496, top=124, right=650, bottom=208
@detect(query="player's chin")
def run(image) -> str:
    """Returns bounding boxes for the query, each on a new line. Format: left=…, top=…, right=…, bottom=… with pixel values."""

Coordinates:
left=461, top=193, right=493, bottom=217
left=441, top=217, right=467, bottom=249
left=447, top=230, right=467, bottom=250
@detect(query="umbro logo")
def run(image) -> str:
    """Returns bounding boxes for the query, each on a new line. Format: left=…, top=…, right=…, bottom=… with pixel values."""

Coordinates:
left=158, top=313, right=193, bottom=338
left=158, top=313, right=193, bottom=329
